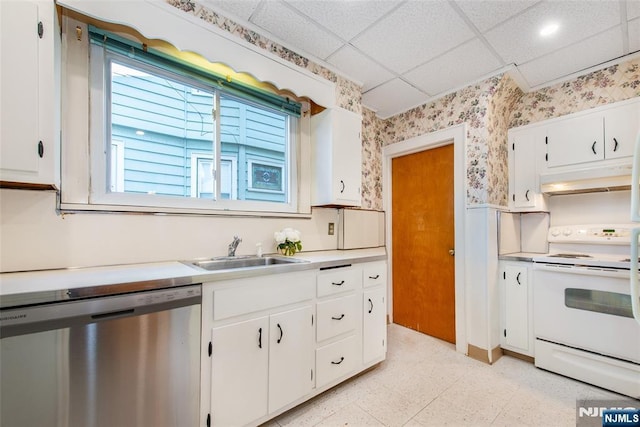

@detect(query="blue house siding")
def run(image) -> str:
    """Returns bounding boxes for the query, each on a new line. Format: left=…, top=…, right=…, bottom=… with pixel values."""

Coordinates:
left=110, top=71, right=287, bottom=202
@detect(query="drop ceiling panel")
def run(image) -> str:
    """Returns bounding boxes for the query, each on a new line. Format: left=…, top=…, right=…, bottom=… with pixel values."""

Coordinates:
left=629, top=18, right=640, bottom=53
left=454, top=0, right=541, bottom=32
left=351, top=0, right=475, bottom=74
left=628, top=1, right=640, bottom=20
left=200, top=0, right=261, bottom=21
left=403, top=38, right=503, bottom=95
left=327, top=45, right=395, bottom=91
left=518, top=26, right=624, bottom=88
left=362, top=79, right=428, bottom=119
left=250, top=1, right=343, bottom=60
left=485, top=1, right=620, bottom=65
left=287, top=0, right=401, bottom=41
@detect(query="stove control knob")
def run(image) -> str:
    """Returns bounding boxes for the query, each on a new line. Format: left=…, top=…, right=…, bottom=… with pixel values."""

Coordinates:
left=550, top=229, right=561, bottom=237
left=562, top=229, right=572, bottom=236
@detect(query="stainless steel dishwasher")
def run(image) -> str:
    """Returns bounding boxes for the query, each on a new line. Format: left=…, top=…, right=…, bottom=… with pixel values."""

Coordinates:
left=0, top=282, right=202, bottom=427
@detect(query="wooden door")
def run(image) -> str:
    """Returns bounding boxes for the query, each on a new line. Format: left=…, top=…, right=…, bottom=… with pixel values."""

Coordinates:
left=392, top=144, right=455, bottom=343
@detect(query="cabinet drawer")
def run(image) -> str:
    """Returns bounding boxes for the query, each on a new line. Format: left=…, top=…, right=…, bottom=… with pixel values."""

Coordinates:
left=316, top=294, right=358, bottom=342
left=315, top=335, right=357, bottom=388
left=363, top=262, right=386, bottom=288
left=317, top=267, right=361, bottom=297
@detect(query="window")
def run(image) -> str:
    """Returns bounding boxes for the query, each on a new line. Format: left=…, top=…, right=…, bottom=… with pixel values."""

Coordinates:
left=86, top=27, right=303, bottom=214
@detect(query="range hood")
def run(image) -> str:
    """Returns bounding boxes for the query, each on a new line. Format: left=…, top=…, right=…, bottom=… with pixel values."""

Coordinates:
left=540, top=164, right=633, bottom=195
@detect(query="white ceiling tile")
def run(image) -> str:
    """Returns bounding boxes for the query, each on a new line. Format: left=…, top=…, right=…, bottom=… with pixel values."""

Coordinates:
left=628, top=1, right=640, bottom=20
left=200, top=0, right=262, bottom=21
left=362, top=79, right=428, bottom=118
left=352, top=1, right=475, bottom=74
left=629, top=18, right=640, bottom=52
left=286, top=0, right=401, bottom=41
left=327, top=45, right=395, bottom=91
left=403, top=39, right=503, bottom=95
left=250, top=1, right=344, bottom=59
left=518, top=26, right=624, bottom=88
left=485, top=0, right=621, bottom=64
left=454, top=0, right=541, bottom=32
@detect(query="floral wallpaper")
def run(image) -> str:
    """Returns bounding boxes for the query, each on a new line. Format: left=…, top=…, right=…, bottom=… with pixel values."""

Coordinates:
left=383, top=75, right=517, bottom=205
left=510, top=58, right=640, bottom=128
left=361, top=109, right=385, bottom=210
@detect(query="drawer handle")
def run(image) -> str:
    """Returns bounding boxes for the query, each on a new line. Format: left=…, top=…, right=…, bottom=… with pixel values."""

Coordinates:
left=368, top=298, right=373, bottom=314
left=277, top=323, right=283, bottom=344
left=332, top=280, right=345, bottom=286
left=331, top=357, right=344, bottom=365
left=331, top=314, right=345, bottom=320
left=258, top=327, right=262, bottom=349
left=368, top=275, right=380, bottom=280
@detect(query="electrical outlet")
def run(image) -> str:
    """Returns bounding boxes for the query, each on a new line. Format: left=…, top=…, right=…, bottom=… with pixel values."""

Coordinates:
left=328, top=222, right=335, bottom=235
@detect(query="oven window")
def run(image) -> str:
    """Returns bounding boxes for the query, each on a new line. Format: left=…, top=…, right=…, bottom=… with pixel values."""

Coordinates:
left=565, top=289, right=633, bottom=318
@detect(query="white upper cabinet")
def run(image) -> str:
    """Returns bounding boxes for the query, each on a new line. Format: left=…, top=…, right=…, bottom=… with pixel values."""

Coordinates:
left=508, top=127, right=547, bottom=212
left=603, top=101, right=640, bottom=160
left=544, top=98, right=640, bottom=170
left=546, top=114, right=604, bottom=168
left=0, top=0, right=59, bottom=188
left=311, top=108, right=362, bottom=207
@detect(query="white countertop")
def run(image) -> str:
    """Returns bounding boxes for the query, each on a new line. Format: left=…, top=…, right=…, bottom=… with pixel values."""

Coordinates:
left=0, top=247, right=387, bottom=298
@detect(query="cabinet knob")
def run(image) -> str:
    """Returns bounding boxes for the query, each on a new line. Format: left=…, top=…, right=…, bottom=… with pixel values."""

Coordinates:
left=591, top=141, right=597, bottom=155
left=613, top=137, right=619, bottom=152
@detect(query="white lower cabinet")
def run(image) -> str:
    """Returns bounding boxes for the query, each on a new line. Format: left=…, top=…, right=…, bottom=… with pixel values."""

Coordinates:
left=363, top=286, right=386, bottom=364
left=268, top=306, right=314, bottom=413
left=499, top=261, right=533, bottom=356
left=203, top=260, right=387, bottom=426
left=211, top=316, right=269, bottom=426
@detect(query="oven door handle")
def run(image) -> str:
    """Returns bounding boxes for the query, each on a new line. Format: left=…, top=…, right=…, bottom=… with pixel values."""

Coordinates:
left=630, top=228, right=640, bottom=325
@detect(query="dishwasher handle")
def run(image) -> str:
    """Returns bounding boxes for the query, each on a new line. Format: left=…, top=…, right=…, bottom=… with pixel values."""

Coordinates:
left=0, top=284, right=201, bottom=338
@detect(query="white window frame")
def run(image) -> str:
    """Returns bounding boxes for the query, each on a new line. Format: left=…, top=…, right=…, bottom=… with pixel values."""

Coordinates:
left=109, top=140, right=125, bottom=193
left=82, top=41, right=302, bottom=215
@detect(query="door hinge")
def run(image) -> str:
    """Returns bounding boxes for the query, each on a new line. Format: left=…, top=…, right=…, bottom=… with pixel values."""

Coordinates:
left=208, top=341, right=212, bottom=357
left=545, top=136, right=548, bottom=145
left=206, top=413, right=211, bottom=427
left=311, top=369, right=313, bottom=381
left=512, top=194, right=515, bottom=202
left=38, top=21, right=44, bottom=38
left=503, top=271, right=506, bottom=280
left=503, top=329, right=507, bottom=338
left=545, top=153, right=548, bottom=162
left=311, top=314, right=314, bottom=326
left=512, top=143, right=514, bottom=151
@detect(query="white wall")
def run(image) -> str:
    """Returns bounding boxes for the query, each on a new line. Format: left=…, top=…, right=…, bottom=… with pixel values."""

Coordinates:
left=547, top=190, right=632, bottom=226
left=0, top=189, right=339, bottom=272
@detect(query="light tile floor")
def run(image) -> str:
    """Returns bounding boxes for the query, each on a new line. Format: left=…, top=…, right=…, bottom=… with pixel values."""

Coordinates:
left=268, top=323, right=626, bottom=427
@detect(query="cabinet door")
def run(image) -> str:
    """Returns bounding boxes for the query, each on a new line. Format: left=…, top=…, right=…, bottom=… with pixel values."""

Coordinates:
left=603, top=101, right=640, bottom=160
left=0, top=1, right=56, bottom=186
left=503, top=265, right=529, bottom=351
left=268, top=305, right=314, bottom=413
left=211, top=316, right=269, bottom=426
left=510, top=131, right=537, bottom=208
left=331, top=110, right=362, bottom=206
left=363, top=286, right=386, bottom=364
left=546, top=115, right=604, bottom=168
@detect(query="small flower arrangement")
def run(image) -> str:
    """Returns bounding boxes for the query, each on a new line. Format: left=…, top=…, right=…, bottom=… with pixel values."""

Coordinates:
left=274, top=228, right=302, bottom=256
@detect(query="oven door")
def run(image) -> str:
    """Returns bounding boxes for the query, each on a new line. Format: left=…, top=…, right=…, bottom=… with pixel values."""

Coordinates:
left=533, top=264, right=640, bottom=364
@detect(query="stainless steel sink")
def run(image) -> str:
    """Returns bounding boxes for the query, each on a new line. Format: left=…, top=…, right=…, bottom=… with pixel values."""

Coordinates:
left=186, top=255, right=307, bottom=271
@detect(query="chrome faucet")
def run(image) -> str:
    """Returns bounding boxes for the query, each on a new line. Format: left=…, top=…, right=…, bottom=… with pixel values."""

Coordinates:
left=228, top=236, right=242, bottom=257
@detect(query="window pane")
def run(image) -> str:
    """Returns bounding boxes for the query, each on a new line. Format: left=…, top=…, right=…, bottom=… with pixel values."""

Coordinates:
left=219, top=93, right=288, bottom=203
left=109, top=60, right=214, bottom=198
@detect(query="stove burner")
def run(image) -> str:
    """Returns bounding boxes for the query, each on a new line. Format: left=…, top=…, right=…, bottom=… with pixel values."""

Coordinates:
left=547, top=253, right=593, bottom=259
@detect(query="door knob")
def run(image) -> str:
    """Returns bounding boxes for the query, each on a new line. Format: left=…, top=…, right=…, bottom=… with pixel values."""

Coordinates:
left=448, top=249, right=455, bottom=256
